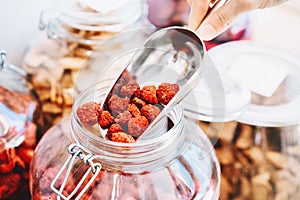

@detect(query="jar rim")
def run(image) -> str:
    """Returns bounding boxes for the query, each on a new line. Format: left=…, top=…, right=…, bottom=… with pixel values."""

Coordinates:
left=209, top=41, right=300, bottom=126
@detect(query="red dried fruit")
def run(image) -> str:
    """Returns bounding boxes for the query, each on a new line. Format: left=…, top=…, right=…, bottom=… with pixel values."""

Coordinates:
left=141, top=104, right=161, bottom=122
left=0, top=173, right=21, bottom=199
left=107, top=124, right=123, bottom=135
left=128, top=115, right=149, bottom=137
left=0, top=148, right=16, bottom=173
left=110, top=132, right=136, bottom=143
left=16, top=147, right=35, bottom=164
left=119, top=70, right=135, bottom=84
left=120, top=81, right=140, bottom=98
left=115, top=110, right=132, bottom=127
left=111, top=83, right=123, bottom=95
left=132, top=97, right=146, bottom=108
left=99, top=111, right=114, bottom=129
left=76, top=102, right=101, bottom=126
left=157, top=83, right=179, bottom=105
left=140, top=85, right=158, bottom=104
left=108, top=94, right=130, bottom=116
left=128, top=104, right=141, bottom=117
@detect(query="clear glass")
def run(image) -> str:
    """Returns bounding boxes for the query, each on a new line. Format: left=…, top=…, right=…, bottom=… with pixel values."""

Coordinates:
left=0, top=52, right=42, bottom=200
left=22, top=0, right=154, bottom=127
left=30, top=85, right=220, bottom=200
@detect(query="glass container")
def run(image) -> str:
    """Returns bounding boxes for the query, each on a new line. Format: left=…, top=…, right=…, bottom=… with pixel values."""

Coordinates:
left=195, top=41, right=300, bottom=200
left=22, top=0, right=154, bottom=127
left=30, top=84, right=220, bottom=200
left=0, top=51, right=42, bottom=200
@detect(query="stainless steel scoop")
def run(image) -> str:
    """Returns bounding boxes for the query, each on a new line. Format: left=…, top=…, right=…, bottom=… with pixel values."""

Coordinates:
left=99, top=26, right=210, bottom=141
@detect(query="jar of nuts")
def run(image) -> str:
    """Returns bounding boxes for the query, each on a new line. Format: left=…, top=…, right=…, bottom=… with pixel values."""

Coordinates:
left=185, top=41, right=300, bottom=200
left=29, top=83, right=221, bottom=200
left=0, top=51, right=43, bottom=200
left=22, top=0, right=154, bottom=127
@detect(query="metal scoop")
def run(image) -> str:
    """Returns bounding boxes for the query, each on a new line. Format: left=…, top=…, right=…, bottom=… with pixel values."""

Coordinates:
left=99, top=26, right=210, bottom=141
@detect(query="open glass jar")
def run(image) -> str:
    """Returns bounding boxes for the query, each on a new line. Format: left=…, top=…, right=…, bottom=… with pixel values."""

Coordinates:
left=29, top=84, right=220, bottom=200
left=22, top=0, right=154, bottom=126
left=0, top=51, right=42, bottom=200
left=188, top=41, right=300, bottom=200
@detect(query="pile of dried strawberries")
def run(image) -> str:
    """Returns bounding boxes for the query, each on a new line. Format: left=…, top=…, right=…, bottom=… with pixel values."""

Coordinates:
left=77, top=70, right=179, bottom=142
left=0, top=86, right=39, bottom=200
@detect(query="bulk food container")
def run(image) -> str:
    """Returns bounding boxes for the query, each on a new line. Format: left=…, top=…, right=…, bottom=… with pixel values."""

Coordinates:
left=183, top=41, right=300, bottom=200
left=0, top=51, right=42, bottom=200
left=29, top=27, right=222, bottom=200
left=22, top=0, right=154, bottom=127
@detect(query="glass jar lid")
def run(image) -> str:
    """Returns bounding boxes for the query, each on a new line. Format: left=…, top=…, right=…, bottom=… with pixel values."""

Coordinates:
left=207, top=41, right=300, bottom=127
left=41, top=0, right=145, bottom=44
left=182, top=50, right=251, bottom=122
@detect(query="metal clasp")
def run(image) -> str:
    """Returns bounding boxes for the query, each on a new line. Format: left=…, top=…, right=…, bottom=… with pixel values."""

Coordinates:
left=51, top=143, right=102, bottom=200
left=0, top=50, right=26, bottom=77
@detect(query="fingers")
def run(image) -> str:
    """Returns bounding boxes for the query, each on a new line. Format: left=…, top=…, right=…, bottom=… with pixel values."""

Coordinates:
left=187, top=0, right=211, bottom=30
left=196, top=0, right=255, bottom=40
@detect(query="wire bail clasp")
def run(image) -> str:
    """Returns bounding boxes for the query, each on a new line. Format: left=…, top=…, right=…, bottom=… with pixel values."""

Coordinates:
left=50, top=143, right=102, bottom=200
left=0, top=50, right=26, bottom=77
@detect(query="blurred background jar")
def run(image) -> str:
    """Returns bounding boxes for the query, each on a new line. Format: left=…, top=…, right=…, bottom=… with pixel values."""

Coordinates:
left=0, top=51, right=43, bottom=200
left=147, top=0, right=250, bottom=49
left=22, top=0, right=154, bottom=128
left=187, top=41, right=300, bottom=200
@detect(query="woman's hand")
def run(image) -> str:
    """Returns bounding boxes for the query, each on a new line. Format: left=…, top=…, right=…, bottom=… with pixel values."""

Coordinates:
left=187, top=0, right=289, bottom=40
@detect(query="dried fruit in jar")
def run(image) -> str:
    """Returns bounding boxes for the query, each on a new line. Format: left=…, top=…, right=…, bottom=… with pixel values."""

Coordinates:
left=120, top=81, right=140, bottom=98
left=140, top=85, right=159, bottom=104
left=128, top=115, right=149, bottom=137
left=76, top=70, right=179, bottom=143
left=98, top=111, right=114, bottom=129
left=157, top=83, right=179, bottom=105
left=109, top=132, right=136, bottom=143
left=76, top=102, right=101, bottom=126
left=108, top=95, right=130, bottom=116
left=141, top=104, right=161, bottom=123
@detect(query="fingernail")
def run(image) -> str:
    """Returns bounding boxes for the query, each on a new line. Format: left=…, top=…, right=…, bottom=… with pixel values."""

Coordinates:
left=196, top=24, right=217, bottom=41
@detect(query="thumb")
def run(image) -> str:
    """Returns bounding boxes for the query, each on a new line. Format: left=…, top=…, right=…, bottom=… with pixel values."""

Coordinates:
left=196, top=0, right=254, bottom=41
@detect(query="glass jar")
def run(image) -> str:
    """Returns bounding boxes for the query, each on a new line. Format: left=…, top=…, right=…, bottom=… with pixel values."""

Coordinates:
left=0, top=51, right=42, bottom=200
left=29, top=84, right=220, bottom=200
left=22, top=0, right=154, bottom=127
left=191, top=41, right=300, bottom=200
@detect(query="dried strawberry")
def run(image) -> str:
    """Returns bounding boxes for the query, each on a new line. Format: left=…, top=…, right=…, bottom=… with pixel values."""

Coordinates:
left=120, top=81, right=140, bottom=98
left=99, top=111, right=114, bottom=129
left=128, top=104, right=141, bottom=117
left=16, top=147, right=34, bottom=164
left=132, top=97, right=146, bottom=108
left=109, top=132, right=135, bottom=143
left=107, top=124, right=123, bottom=135
left=76, top=102, right=101, bottom=126
left=128, top=115, right=149, bottom=137
left=108, top=94, right=130, bottom=116
left=157, top=83, right=179, bottom=105
left=141, top=104, right=161, bottom=122
left=115, top=110, right=132, bottom=128
left=140, top=85, right=158, bottom=104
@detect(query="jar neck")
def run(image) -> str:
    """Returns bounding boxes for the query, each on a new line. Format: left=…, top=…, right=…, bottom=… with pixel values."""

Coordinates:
left=70, top=86, right=185, bottom=173
left=43, top=0, right=149, bottom=45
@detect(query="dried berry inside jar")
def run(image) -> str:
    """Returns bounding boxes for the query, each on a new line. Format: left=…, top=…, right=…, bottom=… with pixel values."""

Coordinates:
left=76, top=70, right=179, bottom=142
